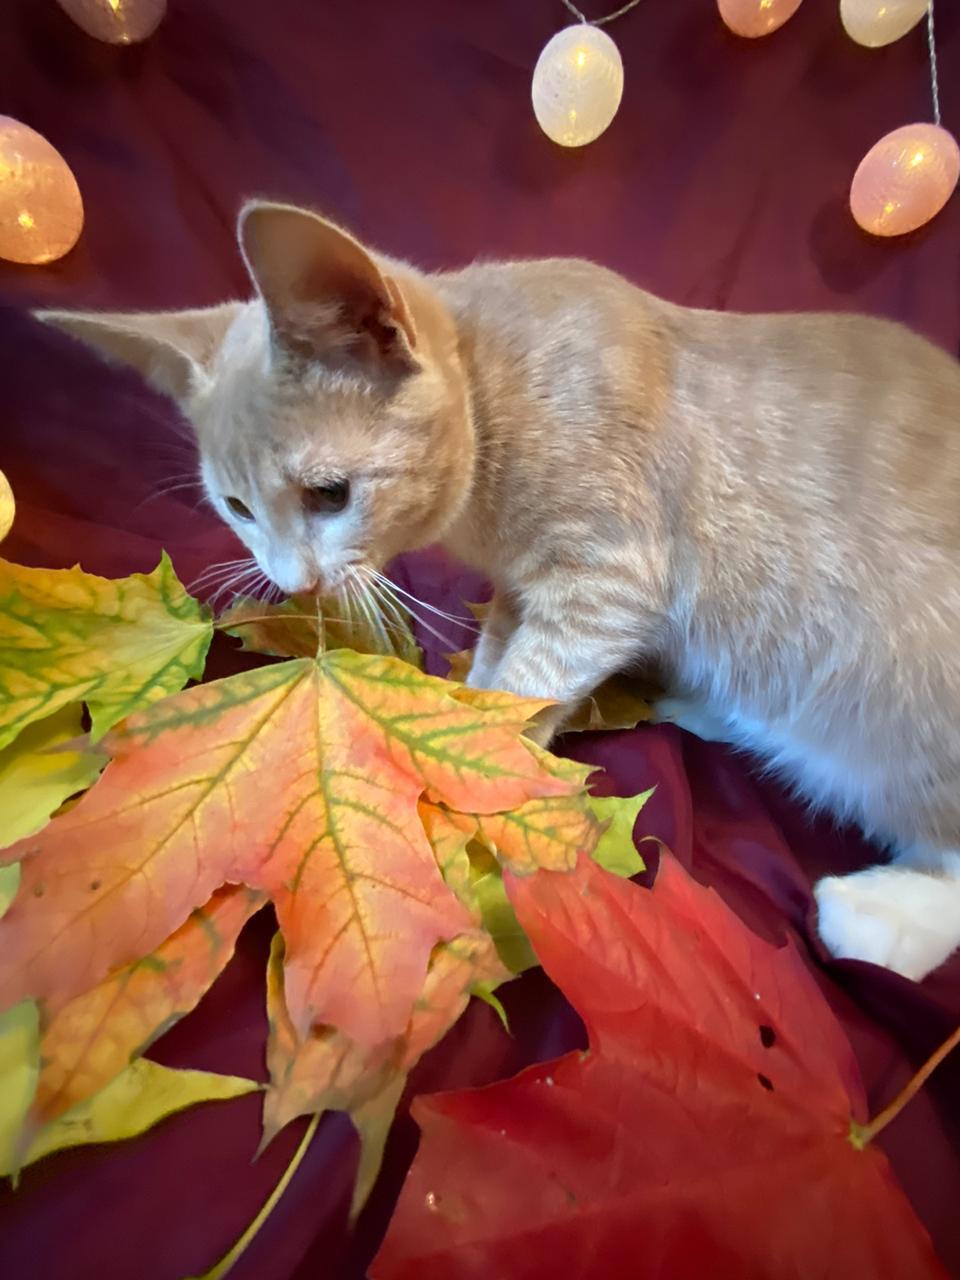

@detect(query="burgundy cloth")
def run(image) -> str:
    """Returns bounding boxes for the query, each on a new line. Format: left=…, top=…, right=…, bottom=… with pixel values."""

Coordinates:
left=1, top=1, right=959, bottom=1276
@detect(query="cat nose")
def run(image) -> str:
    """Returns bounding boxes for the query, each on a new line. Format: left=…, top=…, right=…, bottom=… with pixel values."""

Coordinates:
left=265, top=552, right=326, bottom=597
left=268, top=567, right=320, bottom=597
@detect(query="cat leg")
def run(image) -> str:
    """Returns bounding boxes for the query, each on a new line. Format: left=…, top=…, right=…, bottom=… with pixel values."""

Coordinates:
left=470, top=613, right=642, bottom=747
left=814, top=852, right=960, bottom=981
left=465, top=592, right=518, bottom=689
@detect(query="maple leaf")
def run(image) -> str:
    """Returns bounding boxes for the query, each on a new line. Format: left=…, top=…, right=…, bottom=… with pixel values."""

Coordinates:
left=469, top=849, right=538, bottom=975
left=222, top=590, right=421, bottom=666
left=264, top=926, right=507, bottom=1217
left=0, top=705, right=106, bottom=848
left=373, top=854, right=948, bottom=1280
left=563, top=674, right=654, bottom=733
left=470, top=749, right=597, bottom=876
left=2, top=1058, right=258, bottom=1179
left=0, top=1001, right=39, bottom=1175
left=587, top=789, right=652, bottom=878
left=31, top=885, right=263, bottom=1129
left=0, top=865, right=18, bottom=917
left=419, top=802, right=480, bottom=905
left=0, top=652, right=578, bottom=1048
left=420, top=788, right=651, bottom=977
left=0, top=554, right=212, bottom=749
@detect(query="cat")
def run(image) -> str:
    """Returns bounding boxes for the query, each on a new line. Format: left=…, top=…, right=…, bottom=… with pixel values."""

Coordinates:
left=36, top=200, right=960, bottom=983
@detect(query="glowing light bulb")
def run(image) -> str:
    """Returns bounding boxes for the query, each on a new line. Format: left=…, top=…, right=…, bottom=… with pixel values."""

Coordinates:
left=56, top=0, right=167, bottom=44
left=840, top=0, right=928, bottom=48
left=717, top=0, right=804, bottom=38
left=0, top=470, right=13, bottom=544
left=532, top=24, right=624, bottom=148
left=0, top=117, right=83, bottom=265
left=850, top=122, right=959, bottom=237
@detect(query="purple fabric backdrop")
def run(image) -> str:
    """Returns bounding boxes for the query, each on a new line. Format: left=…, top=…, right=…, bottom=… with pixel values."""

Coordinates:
left=0, top=1, right=958, bottom=1276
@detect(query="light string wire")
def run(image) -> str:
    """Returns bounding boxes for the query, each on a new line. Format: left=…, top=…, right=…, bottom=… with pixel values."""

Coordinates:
left=561, top=1, right=941, bottom=125
left=560, top=0, right=643, bottom=28
left=562, top=1, right=941, bottom=123
left=927, top=2, right=941, bottom=127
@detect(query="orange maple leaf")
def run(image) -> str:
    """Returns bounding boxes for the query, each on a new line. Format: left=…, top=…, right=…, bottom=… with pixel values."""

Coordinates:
left=0, top=652, right=581, bottom=1048
left=32, top=884, right=264, bottom=1129
left=263, top=925, right=508, bottom=1217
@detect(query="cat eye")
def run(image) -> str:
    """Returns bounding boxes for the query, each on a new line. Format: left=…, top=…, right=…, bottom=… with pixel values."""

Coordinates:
left=304, top=479, right=350, bottom=515
left=226, top=496, right=254, bottom=522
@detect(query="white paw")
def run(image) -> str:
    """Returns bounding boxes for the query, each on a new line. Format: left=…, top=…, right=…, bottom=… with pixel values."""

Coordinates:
left=815, top=867, right=960, bottom=981
left=653, top=697, right=729, bottom=744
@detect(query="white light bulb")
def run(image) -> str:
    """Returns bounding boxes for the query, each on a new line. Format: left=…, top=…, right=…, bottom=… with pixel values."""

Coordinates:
left=840, top=0, right=929, bottom=49
left=532, top=24, right=624, bottom=148
left=0, top=470, right=13, bottom=544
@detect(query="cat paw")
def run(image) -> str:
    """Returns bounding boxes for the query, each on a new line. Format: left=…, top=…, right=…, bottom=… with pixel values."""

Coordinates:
left=653, top=697, right=729, bottom=744
left=814, top=867, right=960, bottom=981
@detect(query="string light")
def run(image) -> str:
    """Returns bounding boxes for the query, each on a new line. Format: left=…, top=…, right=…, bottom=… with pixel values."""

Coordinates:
left=717, top=0, right=804, bottom=39
left=531, top=1, right=641, bottom=147
left=0, top=116, right=83, bottom=265
left=0, top=470, right=13, bottom=545
left=840, top=0, right=928, bottom=48
left=849, top=3, right=958, bottom=236
left=56, top=0, right=167, bottom=45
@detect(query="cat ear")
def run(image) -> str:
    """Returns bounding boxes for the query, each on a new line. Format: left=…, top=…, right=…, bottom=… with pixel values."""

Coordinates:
left=238, top=201, right=418, bottom=375
left=34, top=303, right=242, bottom=403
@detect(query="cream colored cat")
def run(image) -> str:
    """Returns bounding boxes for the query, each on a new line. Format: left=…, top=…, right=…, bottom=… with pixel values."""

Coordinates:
left=38, top=200, right=960, bottom=982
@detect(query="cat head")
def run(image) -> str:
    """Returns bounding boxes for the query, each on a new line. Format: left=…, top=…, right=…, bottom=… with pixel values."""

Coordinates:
left=37, top=202, right=473, bottom=595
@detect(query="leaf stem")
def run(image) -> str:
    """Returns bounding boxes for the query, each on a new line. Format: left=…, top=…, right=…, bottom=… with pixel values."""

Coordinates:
left=316, top=592, right=326, bottom=658
left=851, top=1022, right=960, bottom=1150
left=213, top=614, right=340, bottom=632
left=186, top=1113, right=320, bottom=1280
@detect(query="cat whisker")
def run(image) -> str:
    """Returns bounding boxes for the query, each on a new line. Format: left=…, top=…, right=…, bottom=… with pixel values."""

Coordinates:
left=207, top=561, right=263, bottom=607
left=149, top=479, right=204, bottom=500
left=188, top=557, right=254, bottom=593
left=359, top=574, right=409, bottom=648
left=361, top=569, right=449, bottom=640
left=248, top=572, right=278, bottom=604
left=364, top=567, right=479, bottom=631
left=349, top=571, right=420, bottom=647
left=129, top=480, right=206, bottom=517
left=345, top=569, right=395, bottom=655
left=189, top=568, right=248, bottom=595
left=362, top=570, right=461, bottom=651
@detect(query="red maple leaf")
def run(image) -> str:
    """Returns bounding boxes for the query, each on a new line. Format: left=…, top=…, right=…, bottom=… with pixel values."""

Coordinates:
left=372, top=853, right=948, bottom=1280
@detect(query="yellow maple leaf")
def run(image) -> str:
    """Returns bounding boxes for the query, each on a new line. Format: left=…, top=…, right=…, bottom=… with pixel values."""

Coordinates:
left=589, top=789, right=654, bottom=877
left=3, top=1058, right=258, bottom=1178
left=0, top=1000, right=39, bottom=1175
left=0, top=865, right=20, bottom=918
left=0, top=553, right=212, bottom=749
left=0, top=705, right=106, bottom=849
